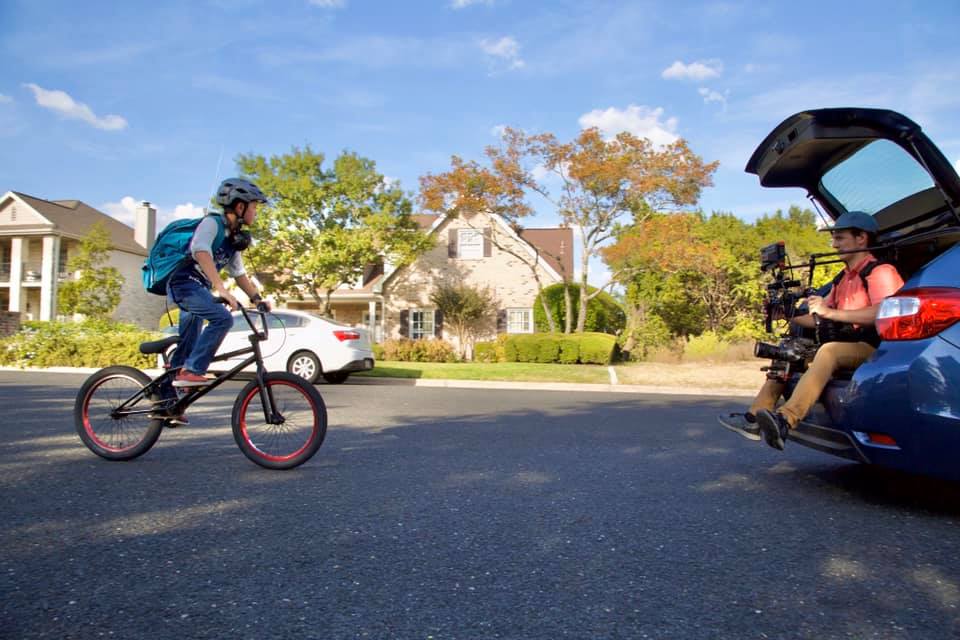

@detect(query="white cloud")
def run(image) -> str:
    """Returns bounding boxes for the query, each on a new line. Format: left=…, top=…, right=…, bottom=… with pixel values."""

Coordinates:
left=101, top=197, right=204, bottom=228
left=308, top=0, right=346, bottom=7
left=23, top=83, right=127, bottom=131
left=101, top=197, right=139, bottom=226
left=661, top=60, right=723, bottom=81
left=452, top=0, right=495, bottom=8
left=698, top=87, right=728, bottom=107
left=490, top=124, right=507, bottom=138
left=171, top=203, right=205, bottom=220
left=480, top=36, right=525, bottom=70
left=578, top=105, right=679, bottom=148
left=0, top=94, right=12, bottom=104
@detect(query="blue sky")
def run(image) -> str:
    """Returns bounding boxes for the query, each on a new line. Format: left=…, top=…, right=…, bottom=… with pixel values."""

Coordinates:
left=2, top=0, right=959, bottom=285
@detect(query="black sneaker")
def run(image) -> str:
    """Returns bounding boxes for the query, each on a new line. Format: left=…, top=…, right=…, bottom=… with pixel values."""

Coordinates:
left=717, top=413, right=761, bottom=441
left=755, top=409, right=790, bottom=451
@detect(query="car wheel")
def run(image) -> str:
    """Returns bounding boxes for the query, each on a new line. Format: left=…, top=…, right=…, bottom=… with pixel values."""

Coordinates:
left=322, top=371, right=350, bottom=384
left=287, top=351, right=321, bottom=383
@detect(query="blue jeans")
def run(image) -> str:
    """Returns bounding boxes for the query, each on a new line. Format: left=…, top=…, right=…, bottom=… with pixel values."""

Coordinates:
left=167, top=274, right=233, bottom=375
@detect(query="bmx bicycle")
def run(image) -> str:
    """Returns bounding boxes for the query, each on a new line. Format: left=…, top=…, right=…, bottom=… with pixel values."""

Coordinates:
left=73, top=299, right=327, bottom=470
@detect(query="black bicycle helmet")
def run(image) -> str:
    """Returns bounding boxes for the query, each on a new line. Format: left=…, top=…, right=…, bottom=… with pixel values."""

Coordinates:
left=215, top=178, right=268, bottom=208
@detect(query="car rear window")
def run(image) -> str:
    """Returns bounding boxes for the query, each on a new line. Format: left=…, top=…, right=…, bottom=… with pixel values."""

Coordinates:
left=820, top=139, right=934, bottom=216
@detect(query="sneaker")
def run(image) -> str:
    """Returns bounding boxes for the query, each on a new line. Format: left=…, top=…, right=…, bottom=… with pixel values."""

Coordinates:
left=755, top=409, right=790, bottom=451
left=173, top=370, right=209, bottom=387
left=717, top=413, right=761, bottom=441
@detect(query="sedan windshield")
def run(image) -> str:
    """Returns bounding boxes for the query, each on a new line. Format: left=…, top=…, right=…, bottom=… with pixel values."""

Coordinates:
left=820, top=139, right=934, bottom=215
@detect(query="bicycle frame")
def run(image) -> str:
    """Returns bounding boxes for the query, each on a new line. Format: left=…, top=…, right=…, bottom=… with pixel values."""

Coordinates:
left=110, top=305, right=283, bottom=424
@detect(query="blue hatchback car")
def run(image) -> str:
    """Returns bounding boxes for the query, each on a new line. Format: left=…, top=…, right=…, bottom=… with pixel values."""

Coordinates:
left=745, top=108, right=960, bottom=482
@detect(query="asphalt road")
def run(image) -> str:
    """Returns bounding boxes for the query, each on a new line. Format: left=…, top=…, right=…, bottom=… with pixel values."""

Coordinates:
left=1, top=371, right=959, bottom=640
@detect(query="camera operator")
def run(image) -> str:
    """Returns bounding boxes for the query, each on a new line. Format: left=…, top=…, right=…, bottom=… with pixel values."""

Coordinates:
left=718, top=211, right=904, bottom=450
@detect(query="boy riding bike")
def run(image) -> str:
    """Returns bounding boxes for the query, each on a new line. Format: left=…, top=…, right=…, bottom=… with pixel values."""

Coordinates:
left=168, top=178, right=271, bottom=394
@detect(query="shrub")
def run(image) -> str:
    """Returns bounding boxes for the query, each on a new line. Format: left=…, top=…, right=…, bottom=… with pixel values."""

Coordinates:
left=512, top=334, right=540, bottom=363
left=558, top=337, right=580, bottom=364
left=0, top=320, right=159, bottom=368
left=473, top=341, right=497, bottom=363
left=533, top=283, right=626, bottom=334
left=379, top=338, right=458, bottom=363
left=683, top=330, right=729, bottom=361
left=501, top=334, right=518, bottom=362
left=578, top=332, right=618, bottom=364
left=371, top=343, right=385, bottom=360
left=535, top=335, right=561, bottom=364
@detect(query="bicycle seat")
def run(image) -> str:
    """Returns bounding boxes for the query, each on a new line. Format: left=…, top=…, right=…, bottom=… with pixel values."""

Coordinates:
left=139, top=335, right=181, bottom=355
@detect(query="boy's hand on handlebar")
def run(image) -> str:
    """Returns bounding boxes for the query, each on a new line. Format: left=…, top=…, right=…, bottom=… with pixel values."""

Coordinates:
left=256, top=300, right=271, bottom=313
left=218, top=291, right=240, bottom=310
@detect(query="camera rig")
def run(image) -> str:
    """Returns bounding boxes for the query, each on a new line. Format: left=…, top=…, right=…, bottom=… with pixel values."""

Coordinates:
left=754, top=242, right=818, bottom=382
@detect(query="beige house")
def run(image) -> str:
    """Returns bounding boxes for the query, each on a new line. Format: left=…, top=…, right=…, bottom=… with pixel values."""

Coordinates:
left=0, top=191, right=166, bottom=328
left=286, top=211, right=574, bottom=352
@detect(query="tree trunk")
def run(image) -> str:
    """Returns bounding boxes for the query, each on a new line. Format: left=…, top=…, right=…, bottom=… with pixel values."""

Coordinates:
left=576, top=250, right=590, bottom=333
left=563, top=283, right=572, bottom=334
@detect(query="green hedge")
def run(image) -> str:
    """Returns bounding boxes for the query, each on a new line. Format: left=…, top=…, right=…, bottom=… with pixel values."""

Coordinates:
left=379, top=338, right=458, bottom=363
left=0, top=320, right=160, bottom=368
left=479, top=332, right=618, bottom=365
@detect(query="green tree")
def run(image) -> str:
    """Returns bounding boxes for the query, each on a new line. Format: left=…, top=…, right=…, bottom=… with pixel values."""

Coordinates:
left=57, top=222, right=124, bottom=319
left=238, top=146, right=433, bottom=313
left=533, top=283, right=626, bottom=335
left=429, top=281, right=497, bottom=359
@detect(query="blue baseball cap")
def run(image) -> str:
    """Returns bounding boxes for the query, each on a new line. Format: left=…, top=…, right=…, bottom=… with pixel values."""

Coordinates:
left=820, top=210, right=879, bottom=234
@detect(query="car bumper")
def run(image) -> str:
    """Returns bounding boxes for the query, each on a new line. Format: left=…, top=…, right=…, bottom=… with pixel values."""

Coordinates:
left=789, top=336, right=960, bottom=481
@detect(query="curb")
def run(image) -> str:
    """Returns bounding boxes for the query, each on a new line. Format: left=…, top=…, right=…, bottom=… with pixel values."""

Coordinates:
left=0, top=366, right=754, bottom=397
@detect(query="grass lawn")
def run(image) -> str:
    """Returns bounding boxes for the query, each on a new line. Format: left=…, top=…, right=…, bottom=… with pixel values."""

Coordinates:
left=355, top=361, right=612, bottom=384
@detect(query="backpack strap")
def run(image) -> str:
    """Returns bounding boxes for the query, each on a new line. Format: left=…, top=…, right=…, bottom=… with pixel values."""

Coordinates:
left=207, top=212, right=227, bottom=254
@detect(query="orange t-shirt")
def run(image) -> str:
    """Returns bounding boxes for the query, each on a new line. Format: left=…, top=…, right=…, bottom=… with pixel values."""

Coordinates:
left=827, top=254, right=904, bottom=311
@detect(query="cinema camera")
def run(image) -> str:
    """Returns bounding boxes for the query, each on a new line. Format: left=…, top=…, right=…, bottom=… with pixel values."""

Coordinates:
left=753, top=242, right=819, bottom=382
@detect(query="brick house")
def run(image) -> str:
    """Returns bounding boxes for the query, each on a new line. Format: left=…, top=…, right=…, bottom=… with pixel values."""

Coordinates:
left=0, top=191, right=166, bottom=328
left=285, top=211, right=574, bottom=353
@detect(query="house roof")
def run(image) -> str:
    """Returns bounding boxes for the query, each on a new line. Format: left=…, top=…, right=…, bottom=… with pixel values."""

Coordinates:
left=406, top=213, right=572, bottom=277
left=518, top=227, right=574, bottom=278
left=8, top=191, right=147, bottom=256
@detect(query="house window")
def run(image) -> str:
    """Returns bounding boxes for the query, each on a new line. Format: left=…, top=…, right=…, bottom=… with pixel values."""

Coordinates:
left=507, top=308, right=533, bottom=334
left=457, top=228, right=483, bottom=259
left=410, top=309, right=435, bottom=340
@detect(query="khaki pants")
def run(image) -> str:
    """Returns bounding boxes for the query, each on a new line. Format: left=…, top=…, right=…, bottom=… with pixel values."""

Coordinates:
left=748, top=341, right=876, bottom=428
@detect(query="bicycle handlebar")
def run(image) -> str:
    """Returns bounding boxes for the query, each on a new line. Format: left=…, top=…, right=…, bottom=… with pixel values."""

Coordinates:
left=212, top=296, right=270, bottom=340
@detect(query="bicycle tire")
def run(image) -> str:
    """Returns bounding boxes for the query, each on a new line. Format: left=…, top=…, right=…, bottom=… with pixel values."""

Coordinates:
left=232, top=372, right=327, bottom=470
left=74, top=366, right=164, bottom=461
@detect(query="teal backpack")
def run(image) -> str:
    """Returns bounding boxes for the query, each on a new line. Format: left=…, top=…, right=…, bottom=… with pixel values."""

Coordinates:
left=141, top=213, right=226, bottom=295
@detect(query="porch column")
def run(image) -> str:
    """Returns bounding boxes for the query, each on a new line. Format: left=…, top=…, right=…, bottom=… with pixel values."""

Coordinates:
left=40, top=235, right=59, bottom=321
left=8, top=238, right=22, bottom=313
left=368, top=300, right=377, bottom=341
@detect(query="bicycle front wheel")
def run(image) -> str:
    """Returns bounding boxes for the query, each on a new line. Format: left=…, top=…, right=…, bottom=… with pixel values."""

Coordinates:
left=232, top=372, right=327, bottom=470
left=74, top=366, right=164, bottom=461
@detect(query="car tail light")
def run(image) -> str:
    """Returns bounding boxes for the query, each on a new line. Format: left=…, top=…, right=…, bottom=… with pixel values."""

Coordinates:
left=333, top=330, right=361, bottom=342
left=876, top=287, right=960, bottom=340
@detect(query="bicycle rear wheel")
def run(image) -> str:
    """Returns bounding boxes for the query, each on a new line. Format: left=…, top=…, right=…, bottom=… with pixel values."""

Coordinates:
left=75, top=366, right=164, bottom=461
left=232, top=372, right=327, bottom=470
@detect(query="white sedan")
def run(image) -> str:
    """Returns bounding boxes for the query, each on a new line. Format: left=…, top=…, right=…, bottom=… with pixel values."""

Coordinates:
left=164, top=309, right=375, bottom=384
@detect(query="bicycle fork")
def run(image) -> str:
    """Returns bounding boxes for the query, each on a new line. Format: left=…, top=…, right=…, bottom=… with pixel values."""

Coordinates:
left=255, top=368, right=283, bottom=425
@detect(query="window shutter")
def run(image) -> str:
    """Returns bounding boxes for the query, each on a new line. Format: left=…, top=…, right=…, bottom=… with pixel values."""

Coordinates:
left=483, top=227, right=492, bottom=257
left=448, top=229, right=458, bottom=258
left=496, top=309, right=506, bottom=333
left=399, top=310, right=409, bottom=338
left=434, top=310, right=443, bottom=338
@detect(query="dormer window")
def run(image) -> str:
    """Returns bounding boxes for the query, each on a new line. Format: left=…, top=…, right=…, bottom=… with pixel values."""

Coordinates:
left=457, top=228, right=483, bottom=259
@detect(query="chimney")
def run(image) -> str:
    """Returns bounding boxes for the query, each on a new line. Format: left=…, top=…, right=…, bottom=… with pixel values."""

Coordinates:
left=135, top=200, right=157, bottom=251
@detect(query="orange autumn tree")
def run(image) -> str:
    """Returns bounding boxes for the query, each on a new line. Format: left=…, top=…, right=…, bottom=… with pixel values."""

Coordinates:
left=419, top=143, right=570, bottom=332
left=517, top=128, right=718, bottom=332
